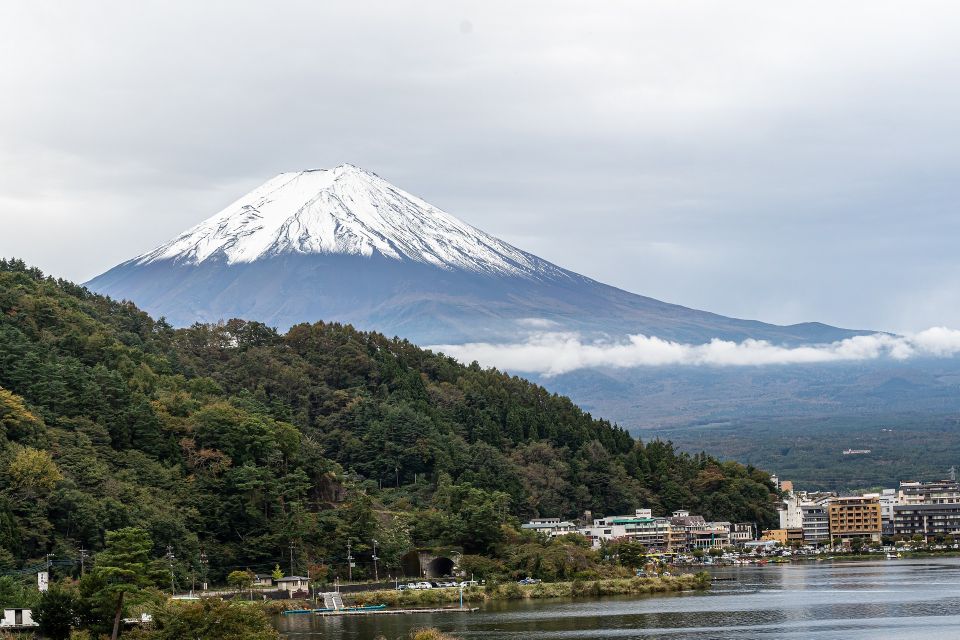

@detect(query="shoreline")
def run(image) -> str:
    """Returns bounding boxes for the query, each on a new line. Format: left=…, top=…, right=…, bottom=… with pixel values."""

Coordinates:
left=348, top=574, right=709, bottom=607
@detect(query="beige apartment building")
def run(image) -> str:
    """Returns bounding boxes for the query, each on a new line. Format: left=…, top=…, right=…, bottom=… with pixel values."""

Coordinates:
left=829, top=496, right=882, bottom=544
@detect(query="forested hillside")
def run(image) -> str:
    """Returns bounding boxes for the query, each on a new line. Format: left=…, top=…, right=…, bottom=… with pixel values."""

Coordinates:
left=0, top=258, right=777, bottom=582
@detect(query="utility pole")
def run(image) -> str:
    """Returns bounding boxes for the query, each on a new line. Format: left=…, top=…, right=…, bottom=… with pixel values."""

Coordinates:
left=950, top=466, right=957, bottom=482
left=199, top=550, right=208, bottom=591
left=165, top=546, right=176, bottom=596
left=346, top=541, right=353, bottom=581
left=79, top=549, right=88, bottom=576
left=289, top=542, right=295, bottom=577
left=371, top=539, right=379, bottom=583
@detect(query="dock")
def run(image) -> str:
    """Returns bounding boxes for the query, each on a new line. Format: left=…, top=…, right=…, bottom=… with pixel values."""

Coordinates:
left=314, top=606, right=479, bottom=617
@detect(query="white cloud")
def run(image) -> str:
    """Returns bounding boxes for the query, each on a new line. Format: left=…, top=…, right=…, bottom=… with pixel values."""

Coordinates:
left=430, top=327, right=960, bottom=376
left=515, top=317, right=559, bottom=329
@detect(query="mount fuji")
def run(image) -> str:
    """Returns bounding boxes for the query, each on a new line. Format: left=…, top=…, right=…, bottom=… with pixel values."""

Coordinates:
left=87, top=164, right=864, bottom=347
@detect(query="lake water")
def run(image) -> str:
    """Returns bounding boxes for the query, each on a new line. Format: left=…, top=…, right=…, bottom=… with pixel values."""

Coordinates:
left=277, top=559, right=960, bottom=639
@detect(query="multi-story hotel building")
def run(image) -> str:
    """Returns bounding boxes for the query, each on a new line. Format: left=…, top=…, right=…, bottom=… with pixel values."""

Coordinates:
left=828, top=496, right=882, bottom=544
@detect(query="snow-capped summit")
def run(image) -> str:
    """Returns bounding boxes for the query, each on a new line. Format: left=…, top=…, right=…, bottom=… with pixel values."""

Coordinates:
left=135, top=164, right=562, bottom=280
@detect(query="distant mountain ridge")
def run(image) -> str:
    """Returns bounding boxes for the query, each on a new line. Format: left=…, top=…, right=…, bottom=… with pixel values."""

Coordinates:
left=87, top=164, right=868, bottom=346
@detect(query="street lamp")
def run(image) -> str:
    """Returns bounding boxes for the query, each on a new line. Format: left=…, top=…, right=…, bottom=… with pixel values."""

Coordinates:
left=199, top=550, right=209, bottom=591
left=346, top=541, right=354, bottom=581
left=165, top=546, right=176, bottom=596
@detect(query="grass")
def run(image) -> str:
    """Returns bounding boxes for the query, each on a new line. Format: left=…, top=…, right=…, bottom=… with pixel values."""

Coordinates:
left=351, top=573, right=709, bottom=607
left=409, top=629, right=459, bottom=640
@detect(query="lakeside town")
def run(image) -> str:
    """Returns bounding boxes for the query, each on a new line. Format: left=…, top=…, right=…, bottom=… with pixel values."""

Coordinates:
left=522, top=475, right=960, bottom=560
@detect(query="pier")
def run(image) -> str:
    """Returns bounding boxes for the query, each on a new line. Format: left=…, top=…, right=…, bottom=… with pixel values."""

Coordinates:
left=313, top=606, right=479, bottom=617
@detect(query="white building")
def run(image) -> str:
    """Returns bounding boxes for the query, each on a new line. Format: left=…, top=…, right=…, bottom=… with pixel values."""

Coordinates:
left=275, top=576, right=310, bottom=597
left=898, top=481, right=960, bottom=505
left=730, top=522, right=755, bottom=543
left=800, top=504, right=830, bottom=545
left=779, top=495, right=804, bottom=530
left=521, top=518, right=579, bottom=537
left=1, top=608, right=37, bottom=629
left=875, top=489, right=897, bottom=535
left=579, top=509, right=671, bottom=550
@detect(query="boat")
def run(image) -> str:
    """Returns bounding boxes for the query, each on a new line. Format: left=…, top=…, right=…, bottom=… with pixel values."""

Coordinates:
left=886, top=552, right=900, bottom=559
left=282, top=608, right=330, bottom=615
left=284, top=604, right=388, bottom=615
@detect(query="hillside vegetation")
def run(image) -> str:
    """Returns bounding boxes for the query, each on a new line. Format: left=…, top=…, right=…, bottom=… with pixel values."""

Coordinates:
left=0, top=258, right=776, bottom=582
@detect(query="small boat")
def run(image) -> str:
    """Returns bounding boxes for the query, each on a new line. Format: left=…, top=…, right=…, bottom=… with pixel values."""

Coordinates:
left=282, top=608, right=332, bottom=615
left=286, top=604, right=388, bottom=615
left=886, top=552, right=900, bottom=559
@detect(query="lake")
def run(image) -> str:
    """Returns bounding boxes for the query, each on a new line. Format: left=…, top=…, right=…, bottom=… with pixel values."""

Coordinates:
left=277, top=558, right=960, bottom=639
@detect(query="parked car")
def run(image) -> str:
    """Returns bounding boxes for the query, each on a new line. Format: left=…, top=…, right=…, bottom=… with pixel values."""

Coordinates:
left=437, top=581, right=458, bottom=588
left=517, top=577, right=541, bottom=585
left=459, top=580, right=479, bottom=588
left=405, top=582, right=420, bottom=590
left=416, top=581, right=433, bottom=590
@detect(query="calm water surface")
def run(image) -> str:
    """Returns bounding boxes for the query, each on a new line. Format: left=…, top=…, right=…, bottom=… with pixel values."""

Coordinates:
left=277, top=559, right=960, bottom=639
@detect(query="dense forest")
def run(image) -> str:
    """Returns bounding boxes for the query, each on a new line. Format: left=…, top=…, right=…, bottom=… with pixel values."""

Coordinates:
left=0, top=258, right=777, bottom=585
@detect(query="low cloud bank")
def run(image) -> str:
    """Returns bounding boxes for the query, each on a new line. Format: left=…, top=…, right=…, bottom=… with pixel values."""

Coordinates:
left=430, top=327, right=960, bottom=376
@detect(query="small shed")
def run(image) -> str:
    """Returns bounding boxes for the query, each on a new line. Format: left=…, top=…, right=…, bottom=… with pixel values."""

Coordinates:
left=274, top=575, right=310, bottom=597
left=1, top=608, right=38, bottom=629
left=254, top=574, right=274, bottom=587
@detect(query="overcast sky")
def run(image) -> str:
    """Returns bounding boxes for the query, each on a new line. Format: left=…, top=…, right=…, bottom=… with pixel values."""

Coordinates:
left=2, top=1, right=959, bottom=333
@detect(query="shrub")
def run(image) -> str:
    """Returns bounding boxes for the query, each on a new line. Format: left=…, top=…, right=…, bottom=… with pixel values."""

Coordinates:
left=34, top=584, right=81, bottom=640
left=148, top=598, right=279, bottom=640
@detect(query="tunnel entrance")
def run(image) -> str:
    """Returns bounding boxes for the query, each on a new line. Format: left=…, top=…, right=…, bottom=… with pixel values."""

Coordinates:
left=424, top=556, right=455, bottom=578
left=400, top=551, right=422, bottom=577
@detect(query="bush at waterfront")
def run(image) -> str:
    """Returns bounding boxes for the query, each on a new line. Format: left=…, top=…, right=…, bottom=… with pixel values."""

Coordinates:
left=352, top=573, right=708, bottom=607
left=130, top=599, right=280, bottom=640
left=408, top=629, right=460, bottom=640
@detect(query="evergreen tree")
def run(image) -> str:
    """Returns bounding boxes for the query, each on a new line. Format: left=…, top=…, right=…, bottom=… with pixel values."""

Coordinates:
left=81, top=527, right=155, bottom=640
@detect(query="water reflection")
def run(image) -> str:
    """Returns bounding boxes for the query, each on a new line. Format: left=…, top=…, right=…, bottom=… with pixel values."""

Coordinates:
left=278, top=559, right=960, bottom=640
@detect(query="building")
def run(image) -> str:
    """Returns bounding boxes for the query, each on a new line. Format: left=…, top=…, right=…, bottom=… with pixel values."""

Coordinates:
left=877, top=489, right=897, bottom=536
left=579, top=510, right=671, bottom=550
left=761, top=528, right=802, bottom=546
left=730, top=522, right=756, bottom=544
left=275, top=576, right=310, bottom=597
left=521, top=518, right=579, bottom=537
left=898, top=480, right=960, bottom=505
left=779, top=495, right=804, bottom=530
left=801, top=504, right=830, bottom=546
left=829, top=496, right=882, bottom=544
left=615, top=516, right=671, bottom=550
left=692, top=522, right=732, bottom=549
left=744, top=540, right=778, bottom=552
left=893, top=503, right=960, bottom=538
left=576, top=508, right=735, bottom=552
left=1, top=609, right=37, bottom=629
left=254, top=574, right=273, bottom=587
left=668, top=511, right=708, bottom=551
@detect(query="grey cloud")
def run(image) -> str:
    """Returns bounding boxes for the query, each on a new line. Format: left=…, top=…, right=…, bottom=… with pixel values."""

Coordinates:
left=1, top=2, right=960, bottom=331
